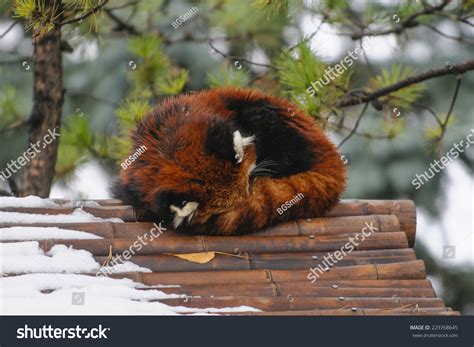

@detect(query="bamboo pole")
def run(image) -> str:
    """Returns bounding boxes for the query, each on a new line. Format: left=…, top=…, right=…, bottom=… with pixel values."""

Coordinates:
left=37, top=232, right=409, bottom=256
left=255, top=214, right=400, bottom=236
left=157, top=296, right=445, bottom=311
left=272, top=260, right=426, bottom=281
left=17, top=263, right=421, bottom=286
left=325, top=200, right=416, bottom=246
left=94, top=249, right=416, bottom=272
left=141, top=284, right=434, bottom=298
left=3, top=272, right=427, bottom=290
left=0, top=214, right=400, bottom=239
left=136, top=261, right=426, bottom=284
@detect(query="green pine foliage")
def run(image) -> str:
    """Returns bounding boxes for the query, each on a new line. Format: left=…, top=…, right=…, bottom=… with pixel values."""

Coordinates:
left=13, top=0, right=104, bottom=37
left=210, top=0, right=287, bottom=49
left=368, top=64, right=426, bottom=110
left=312, top=0, right=351, bottom=24
left=364, top=65, right=426, bottom=139
left=116, top=99, right=152, bottom=131
left=424, top=113, right=456, bottom=154
left=127, top=34, right=188, bottom=98
left=156, top=69, right=189, bottom=96
left=207, top=62, right=250, bottom=88
left=252, top=0, right=288, bottom=18
left=274, top=42, right=350, bottom=117
left=112, top=99, right=153, bottom=161
left=382, top=116, right=406, bottom=140
left=63, top=0, right=96, bottom=9
left=13, top=0, right=62, bottom=36
left=110, top=34, right=190, bottom=160
left=57, top=32, right=190, bottom=170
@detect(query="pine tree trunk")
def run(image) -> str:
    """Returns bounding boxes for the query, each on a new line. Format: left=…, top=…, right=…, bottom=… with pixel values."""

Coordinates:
left=20, top=4, right=63, bottom=197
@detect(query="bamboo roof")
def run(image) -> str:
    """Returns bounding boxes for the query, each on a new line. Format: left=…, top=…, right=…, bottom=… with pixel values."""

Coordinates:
left=0, top=199, right=459, bottom=315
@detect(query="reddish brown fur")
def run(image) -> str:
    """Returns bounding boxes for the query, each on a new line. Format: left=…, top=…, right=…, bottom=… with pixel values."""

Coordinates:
left=116, top=88, right=346, bottom=235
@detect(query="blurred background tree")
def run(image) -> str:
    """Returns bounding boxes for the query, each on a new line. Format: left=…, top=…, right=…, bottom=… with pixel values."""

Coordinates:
left=0, top=0, right=473, bottom=312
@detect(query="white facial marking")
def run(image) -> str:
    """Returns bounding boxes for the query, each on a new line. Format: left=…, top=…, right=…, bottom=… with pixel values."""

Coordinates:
left=233, top=130, right=255, bottom=164
left=170, top=202, right=199, bottom=229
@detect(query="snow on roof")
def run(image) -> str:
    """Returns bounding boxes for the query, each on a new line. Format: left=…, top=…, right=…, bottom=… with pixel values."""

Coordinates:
left=0, top=196, right=61, bottom=208
left=1, top=273, right=258, bottom=315
left=0, top=226, right=102, bottom=241
left=0, top=208, right=123, bottom=224
left=0, top=239, right=258, bottom=314
left=0, top=200, right=258, bottom=315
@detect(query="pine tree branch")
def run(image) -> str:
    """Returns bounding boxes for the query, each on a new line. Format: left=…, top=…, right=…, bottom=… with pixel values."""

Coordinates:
left=61, top=0, right=109, bottom=25
left=458, top=15, right=474, bottom=27
left=430, top=76, right=463, bottom=152
left=342, top=0, right=451, bottom=40
left=0, top=118, right=29, bottom=134
left=289, top=15, right=327, bottom=51
left=422, top=23, right=474, bottom=45
left=0, top=20, right=18, bottom=38
left=337, top=102, right=369, bottom=148
left=439, top=76, right=462, bottom=140
left=105, top=1, right=140, bottom=11
left=104, top=7, right=140, bottom=35
left=208, top=41, right=274, bottom=68
left=341, top=127, right=395, bottom=141
left=412, top=101, right=443, bottom=127
left=336, top=59, right=474, bottom=108
left=327, top=121, right=395, bottom=140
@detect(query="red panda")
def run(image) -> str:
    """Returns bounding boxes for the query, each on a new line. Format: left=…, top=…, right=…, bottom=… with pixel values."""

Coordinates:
left=113, top=87, right=346, bottom=235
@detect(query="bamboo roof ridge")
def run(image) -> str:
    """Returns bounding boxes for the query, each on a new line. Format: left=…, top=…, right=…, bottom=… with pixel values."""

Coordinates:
left=0, top=198, right=459, bottom=316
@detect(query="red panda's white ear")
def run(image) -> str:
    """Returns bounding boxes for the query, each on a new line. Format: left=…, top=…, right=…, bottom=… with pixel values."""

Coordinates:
left=233, top=130, right=255, bottom=164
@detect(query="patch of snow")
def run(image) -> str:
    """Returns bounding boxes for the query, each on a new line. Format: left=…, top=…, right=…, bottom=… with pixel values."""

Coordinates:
left=0, top=195, right=107, bottom=209
left=99, top=262, right=152, bottom=274
left=0, top=273, right=259, bottom=315
left=0, top=241, right=148, bottom=275
left=0, top=241, right=41, bottom=256
left=0, top=198, right=260, bottom=315
left=0, top=196, right=60, bottom=208
left=1, top=242, right=100, bottom=274
left=0, top=226, right=102, bottom=241
left=0, top=208, right=123, bottom=224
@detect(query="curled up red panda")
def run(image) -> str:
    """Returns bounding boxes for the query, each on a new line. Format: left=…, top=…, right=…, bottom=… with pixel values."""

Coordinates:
left=113, top=88, right=346, bottom=235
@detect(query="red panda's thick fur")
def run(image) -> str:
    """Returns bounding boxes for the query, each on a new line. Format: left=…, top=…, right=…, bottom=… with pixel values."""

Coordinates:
left=113, top=88, right=346, bottom=235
